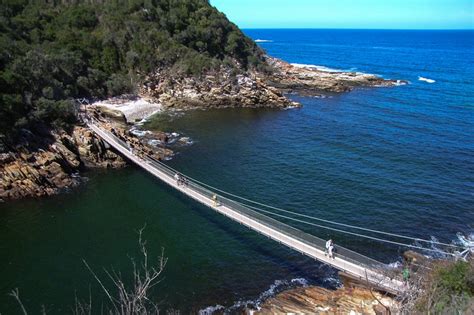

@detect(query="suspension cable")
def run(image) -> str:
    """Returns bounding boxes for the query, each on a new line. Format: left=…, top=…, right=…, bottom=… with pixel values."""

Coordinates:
left=147, top=155, right=462, bottom=249
left=231, top=199, right=455, bottom=256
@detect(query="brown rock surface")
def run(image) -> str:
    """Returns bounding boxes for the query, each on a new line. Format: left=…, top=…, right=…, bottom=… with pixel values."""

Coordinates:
left=265, top=57, right=407, bottom=96
left=255, top=286, right=397, bottom=314
left=0, top=118, right=173, bottom=202
left=141, top=67, right=300, bottom=110
left=139, top=57, right=405, bottom=111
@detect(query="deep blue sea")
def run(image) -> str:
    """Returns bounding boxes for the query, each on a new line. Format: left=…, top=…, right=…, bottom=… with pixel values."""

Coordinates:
left=1, top=30, right=473, bottom=313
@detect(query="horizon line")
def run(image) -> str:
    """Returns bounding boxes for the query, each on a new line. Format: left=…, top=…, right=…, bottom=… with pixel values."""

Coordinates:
left=241, top=27, right=474, bottom=31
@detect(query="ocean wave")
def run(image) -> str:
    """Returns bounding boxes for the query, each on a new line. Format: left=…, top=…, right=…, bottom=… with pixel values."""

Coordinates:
left=418, top=76, right=436, bottom=83
left=129, top=127, right=151, bottom=137
left=198, top=305, right=224, bottom=315
left=147, top=139, right=163, bottom=147
left=411, top=232, right=473, bottom=260
left=322, top=276, right=342, bottom=287
left=254, top=39, right=273, bottom=43
left=177, top=136, right=194, bottom=146
left=198, top=278, right=309, bottom=314
left=291, top=63, right=346, bottom=73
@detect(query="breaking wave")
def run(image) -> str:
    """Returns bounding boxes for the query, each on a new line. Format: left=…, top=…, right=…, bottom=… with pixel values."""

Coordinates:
left=198, top=278, right=309, bottom=314
left=418, top=76, right=436, bottom=83
left=291, top=63, right=357, bottom=73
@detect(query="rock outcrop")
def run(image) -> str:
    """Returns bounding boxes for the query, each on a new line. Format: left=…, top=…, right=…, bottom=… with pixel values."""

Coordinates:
left=265, top=57, right=408, bottom=96
left=255, top=286, right=398, bottom=314
left=141, top=67, right=300, bottom=110
left=0, top=126, right=122, bottom=201
left=139, top=57, right=406, bottom=110
left=0, top=117, right=172, bottom=202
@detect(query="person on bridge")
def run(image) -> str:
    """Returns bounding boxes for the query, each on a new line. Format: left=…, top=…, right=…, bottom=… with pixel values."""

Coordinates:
left=328, top=243, right=335, bottom=259
left=325, top=239, right=333, bottom=257
left=212, top=194, right=218, bottom=207
left=174, top=173, right=180, bottom=185
left=402, top=265, right=410, bottom=286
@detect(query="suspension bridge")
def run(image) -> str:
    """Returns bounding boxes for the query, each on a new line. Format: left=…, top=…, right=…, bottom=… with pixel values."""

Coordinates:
left=86, top=119, right=465, bottom=295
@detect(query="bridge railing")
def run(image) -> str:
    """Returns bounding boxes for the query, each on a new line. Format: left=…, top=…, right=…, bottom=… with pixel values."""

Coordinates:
left=91, top=123, right=389, bottom=279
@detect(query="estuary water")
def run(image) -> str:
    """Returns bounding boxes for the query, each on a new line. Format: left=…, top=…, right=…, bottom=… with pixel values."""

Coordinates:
left=1, top=30, right=473, bottom=313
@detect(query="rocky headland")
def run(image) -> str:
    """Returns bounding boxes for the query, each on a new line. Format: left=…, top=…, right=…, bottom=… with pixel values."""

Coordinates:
left=265, top=57, right=407, bottom=96
left=138, top=56, right=406, bottom=110
left=141, top=65, right=299, bottom=110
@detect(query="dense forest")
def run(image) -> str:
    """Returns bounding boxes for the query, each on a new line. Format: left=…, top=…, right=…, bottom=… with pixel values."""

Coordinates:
left=0, top=0, right=266, bottom=139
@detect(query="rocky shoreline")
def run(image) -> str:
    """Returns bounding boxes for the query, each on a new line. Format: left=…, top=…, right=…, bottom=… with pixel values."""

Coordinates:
left=255, top=285, right=397, bottom=314
left=0, top=109, right=172, bottom=202
left=266, top=57, right=407, bottom=96
left=1, top=57, right=404, bottom=202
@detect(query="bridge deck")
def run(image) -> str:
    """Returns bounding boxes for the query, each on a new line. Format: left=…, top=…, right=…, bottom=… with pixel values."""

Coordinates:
left=89, top=122, right=404, bottom=294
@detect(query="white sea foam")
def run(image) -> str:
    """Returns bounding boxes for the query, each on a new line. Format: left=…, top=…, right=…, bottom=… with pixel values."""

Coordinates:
left=147, top=139, right=163, bottom=147
left=411, top=233, right=474, bottom=260
left=92, top=96, right=162, bottom=122
left=178, top=136, right=194, bottom=146
left=394, top=79, right=408, bottom=86
left=129, top=127, right=152, bottom=137
left=198, top=305, right=225, bottom=315
left=198, top=277, right=309, bottom=314
left=291, top=63, right=345, bottom=73
left=418, top=76, right=436, bottom=83
left=456, top=232, right=474, bottom=247
left=254, top=39, right=273, bottom=43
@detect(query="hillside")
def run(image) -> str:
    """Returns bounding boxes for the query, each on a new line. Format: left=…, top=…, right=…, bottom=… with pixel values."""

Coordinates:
left=0, top=0, right=268, bottom=139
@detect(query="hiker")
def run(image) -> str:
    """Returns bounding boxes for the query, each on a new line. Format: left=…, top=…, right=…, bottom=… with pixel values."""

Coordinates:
left=402, top=266, right=410, bottom=286
left=325, top=239, right=333, bottom=257
left=212, top=194, right=218, bottom=206
left=328, top=243, right=335, bottom=259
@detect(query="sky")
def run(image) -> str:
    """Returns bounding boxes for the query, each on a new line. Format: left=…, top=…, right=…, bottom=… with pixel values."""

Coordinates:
left=211, top=0, right=474, bottom=29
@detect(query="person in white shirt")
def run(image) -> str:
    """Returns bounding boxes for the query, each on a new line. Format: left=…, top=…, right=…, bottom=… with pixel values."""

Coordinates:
left=325, top=239, right=332, bottom=257
left=328, top=244, right=335, bottom=259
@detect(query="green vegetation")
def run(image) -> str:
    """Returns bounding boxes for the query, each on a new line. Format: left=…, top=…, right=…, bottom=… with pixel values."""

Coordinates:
left=0, top=0, right=266, bottom=138
left=415, top=259, right=474, bottom=313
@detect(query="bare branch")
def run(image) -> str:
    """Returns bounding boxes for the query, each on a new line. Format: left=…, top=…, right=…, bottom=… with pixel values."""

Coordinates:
left=8, top=288, right=28, bottom=315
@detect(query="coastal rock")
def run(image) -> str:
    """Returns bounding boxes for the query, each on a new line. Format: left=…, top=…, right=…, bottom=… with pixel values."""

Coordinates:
left=0, top=119, right=175, bottom=201
left=138, top=57, right=405, bottom=111
left=96, top=105, right=127, bottom=124
left=255, top=286, right=397, bottom=314
left=141, top=67, right=299, bottom=110
left=265, top=57, right=408, bottom=96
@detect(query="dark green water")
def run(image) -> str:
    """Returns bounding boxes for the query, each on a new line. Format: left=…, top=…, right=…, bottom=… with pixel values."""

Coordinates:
left=0, top=158, right=334, bottom=313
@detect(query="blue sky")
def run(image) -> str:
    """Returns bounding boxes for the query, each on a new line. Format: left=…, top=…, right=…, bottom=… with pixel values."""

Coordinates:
left=211, top=0, right=474, bottom=29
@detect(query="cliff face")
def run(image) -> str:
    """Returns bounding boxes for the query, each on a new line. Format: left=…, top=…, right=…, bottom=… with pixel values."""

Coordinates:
left=0, top=126, right=123, bottom=201
left=0, top=116, right=172, bottom=202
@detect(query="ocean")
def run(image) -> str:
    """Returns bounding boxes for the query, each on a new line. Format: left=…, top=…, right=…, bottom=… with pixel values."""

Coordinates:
left=1, top=29, right=473, bottom=313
